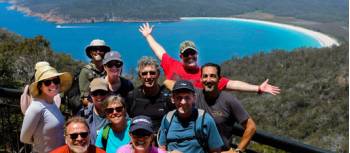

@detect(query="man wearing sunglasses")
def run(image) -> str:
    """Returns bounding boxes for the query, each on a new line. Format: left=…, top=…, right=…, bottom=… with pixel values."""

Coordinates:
left=103, top=51, right=134, bottom=98
left=51, top=116, right=106, bottom=153
left=126, top=56, right=175, bottom=133
left=139, top=23, right=280, bottom=95
left=80, top=39, right=111, bottom=107
left=78, top=78, right=110, bottom=144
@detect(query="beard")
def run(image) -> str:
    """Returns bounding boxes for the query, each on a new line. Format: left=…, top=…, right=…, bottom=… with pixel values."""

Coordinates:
left=66, top=141, right=89, bottom=153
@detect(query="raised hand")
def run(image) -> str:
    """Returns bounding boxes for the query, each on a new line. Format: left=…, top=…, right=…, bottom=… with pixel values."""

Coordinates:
left=259, top=79, right=281, bottom=95
left=139, top=22, right=154, bottom=37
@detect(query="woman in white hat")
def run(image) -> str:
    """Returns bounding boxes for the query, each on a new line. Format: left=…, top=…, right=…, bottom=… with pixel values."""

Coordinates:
left=20, top=62, right=73, bottom=153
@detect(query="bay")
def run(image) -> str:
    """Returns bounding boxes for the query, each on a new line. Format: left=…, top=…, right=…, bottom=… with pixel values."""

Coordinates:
left=0, top=2, right=320, bottom=70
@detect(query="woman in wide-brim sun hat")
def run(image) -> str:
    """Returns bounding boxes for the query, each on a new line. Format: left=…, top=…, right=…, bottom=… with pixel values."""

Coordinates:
left=20, top=62, right=72, bottom=153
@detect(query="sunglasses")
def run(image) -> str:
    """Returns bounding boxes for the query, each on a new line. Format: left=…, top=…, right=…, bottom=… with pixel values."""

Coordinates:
left=106, top=61, right=123, bottom=68
left=68, top=132, right=89, bottom=140
left=140, top=71, right=157, bottom=76
left=182, top=49, right=197, bottom=57
left=131, top=132, right=152, bottom=138
left=42, top=77, right=60, bottom=86
left=90, top=46, right=108, bottom=52
left=105, top=106, right=124, bottom=114
left=91, top=90, right=108, bottom=97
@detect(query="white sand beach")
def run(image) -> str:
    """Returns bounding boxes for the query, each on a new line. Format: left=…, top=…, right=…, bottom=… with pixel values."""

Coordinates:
left=181, top=17, right=340, bottom=47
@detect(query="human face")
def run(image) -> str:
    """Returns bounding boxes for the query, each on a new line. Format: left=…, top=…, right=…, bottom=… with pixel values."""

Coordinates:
left=139, top=65, right=159, bottom=88
left=65, top=122, right=90, bottom=153
left=104, top=60, right=122, bottom=79
left=201, top=66, right=219, bottom=92
left=180, top=49, right=198, bottom=69
left=105, top=102, right=125, bottom=125
left=90, top=47, right=107, bottom=61
left=40, top=77, right=60, bottom=98
left=91, top=90, right=109, bottom=110
left=129, top=130, right=153, bottom=152
left=172, top=91, right=195, bottom=118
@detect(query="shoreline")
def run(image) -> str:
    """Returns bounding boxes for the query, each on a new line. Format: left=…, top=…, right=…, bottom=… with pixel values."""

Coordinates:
left=181, top=17, right=340, bottom=48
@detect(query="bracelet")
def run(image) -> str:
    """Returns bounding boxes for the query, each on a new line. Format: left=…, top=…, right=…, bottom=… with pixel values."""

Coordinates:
left=235, top=148, right=244, bottom=153
left=257, top=86, right=263, bottom=95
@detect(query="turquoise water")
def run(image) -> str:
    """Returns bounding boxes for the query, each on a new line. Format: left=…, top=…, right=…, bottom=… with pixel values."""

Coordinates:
left=0, top=2, right=320, bottom=70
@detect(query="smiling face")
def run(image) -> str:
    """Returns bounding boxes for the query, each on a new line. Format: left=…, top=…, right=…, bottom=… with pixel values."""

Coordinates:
left=201, top=66, right=219, bottom=92
left=104, top=60, right=123, bottom=79
left=65, top=122, right=90, bottom=153
left=180, top=49, right=198, bottom=70
left=39, top=76, right=60, bottom=98
left=105, top=101, right=126, bottom=125
left=172, top=90, right=195, bottom=118
left=139, top=65, right=159, bottom=88
left=89, top=47, right=108, bottom=61
left=129, top=130, right=153, bottom=152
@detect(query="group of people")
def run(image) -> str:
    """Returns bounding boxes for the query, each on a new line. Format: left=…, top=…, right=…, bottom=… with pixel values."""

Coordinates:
left=20, top=23, right=280, bottom=153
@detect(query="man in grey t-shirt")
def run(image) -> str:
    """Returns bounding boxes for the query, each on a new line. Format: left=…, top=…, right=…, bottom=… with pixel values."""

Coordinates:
left=195, top=63, right=256, bottom=153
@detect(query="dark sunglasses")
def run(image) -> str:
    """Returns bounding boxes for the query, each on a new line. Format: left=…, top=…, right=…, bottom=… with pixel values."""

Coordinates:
left=140, top=71, right=157, bottom=76
left=182, top=49, right=197, bottom=57
left=91, top=90, right=108, bottom=96
left=68, top=132, right=89, bottom=139
left=106, top=61, right=123, bottom=68
left=90, top=46, right=108, bottom=52
left=105, top=106, right=124, bottom=114
left=42, top=77, right=60, bottom=86
left=131, top=131, right=152, bottom=138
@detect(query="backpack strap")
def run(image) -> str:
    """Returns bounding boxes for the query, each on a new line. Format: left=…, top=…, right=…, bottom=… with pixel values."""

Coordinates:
left=157, top=110, right=176, bottom=148
left=102, top=123, right=111, bottom=150
left=195, top=109, right=208, bottom=152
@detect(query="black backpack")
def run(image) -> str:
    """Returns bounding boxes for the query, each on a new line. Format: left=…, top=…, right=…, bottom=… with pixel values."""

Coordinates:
left=157, top=109, right=209, bottom=152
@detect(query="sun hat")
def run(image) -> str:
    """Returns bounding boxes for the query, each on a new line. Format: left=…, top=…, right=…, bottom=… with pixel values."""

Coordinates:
left=103, top=51, right=123, bottom=65
left=172, top=80, right=195, bottom=93
left=85, top=39, right=111, bottom=58
left=29, top=64, right=72, bottom=97
left=130, top=115, right=154, bottom=134
left=179, top=40, right=198, bottom=54
left=89, top=78, right=108, bottom=92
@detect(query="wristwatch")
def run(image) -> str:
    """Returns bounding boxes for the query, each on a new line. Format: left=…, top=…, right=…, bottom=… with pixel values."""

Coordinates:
left=235, top=148, right=243, bottom=153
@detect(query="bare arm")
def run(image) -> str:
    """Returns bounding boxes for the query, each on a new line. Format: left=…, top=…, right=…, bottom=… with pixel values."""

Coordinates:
left=236, top=117, right=256, bottom=151
left=225, top=79, right=281, bottom=95
left=164, top=79, right=176, bottom=91
left=139, top=23, right=167, bottom=60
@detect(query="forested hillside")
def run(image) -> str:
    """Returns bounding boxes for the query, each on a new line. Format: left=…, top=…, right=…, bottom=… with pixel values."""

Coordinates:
left=221, top=44, right=348, bottom=152
left=8, top=0, right=348, bottom=24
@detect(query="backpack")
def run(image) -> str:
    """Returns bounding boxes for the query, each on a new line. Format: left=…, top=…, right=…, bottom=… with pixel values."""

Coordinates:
left=158, top=109, right=209, bottom=152
left=63, top=64, right=101, bottom=115
left=101, top=123, right=111, bottom=150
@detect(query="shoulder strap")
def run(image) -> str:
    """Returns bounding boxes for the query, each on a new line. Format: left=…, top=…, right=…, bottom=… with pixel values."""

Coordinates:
left=157, top=110, right=176, bottom=147
left=195, top=109, right=208, bottom=152
left=102, top=124, right=111, bottom=150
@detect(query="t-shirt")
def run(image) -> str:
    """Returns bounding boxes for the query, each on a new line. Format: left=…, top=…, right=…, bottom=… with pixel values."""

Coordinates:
left=158, top=109, right=224, bottom=153
left=50, top=144, right=106, bottom=153
left=195, top=90, right=249, bottom=150
left=160, top=53, right=229, bottom=90
left=95, top=119, right=131, bottom=153
left=117, top=144, right=166, bottom=153
left=20, top=99, right=65, bottom=153
left=126, top=85, right=175, bottom=132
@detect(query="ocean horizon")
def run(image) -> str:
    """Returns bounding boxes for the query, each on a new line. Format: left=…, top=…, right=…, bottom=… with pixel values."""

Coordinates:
left=0, top=2, right=323, bottom=70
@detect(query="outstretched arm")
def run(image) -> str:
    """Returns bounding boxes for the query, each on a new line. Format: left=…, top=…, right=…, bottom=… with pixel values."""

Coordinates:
left=164, top=79, right=176, bottom=91
left=139, top=23, right=167, bottom=60
left=225, top=79, right=281, bottom=95
left=236, top=117, right=256, bottom=152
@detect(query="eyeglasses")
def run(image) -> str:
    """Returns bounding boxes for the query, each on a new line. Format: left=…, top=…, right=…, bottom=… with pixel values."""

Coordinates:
left=42, top=77, right=60, bottom=86
left=182, top=49, right=197, bottom=57
left=106, top=61, right=123, bottom=68
left=140, top=71, right=157, bottom=76
left=91, top=90, right=108, bottom=96
left=105, top=106, right=124, bottom=114
left=68, top=132, right=89, bottom=140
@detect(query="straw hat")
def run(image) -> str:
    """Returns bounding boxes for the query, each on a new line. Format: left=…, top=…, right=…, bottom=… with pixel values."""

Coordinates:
left=85, top=39, right=111, bottom=58
left=30, top=64, right=73, bottom=97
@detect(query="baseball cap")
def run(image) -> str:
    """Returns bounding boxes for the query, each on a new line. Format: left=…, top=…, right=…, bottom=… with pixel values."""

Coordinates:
left=172, top=80, right=195, bottom=93
left=179, top=40, right=198, bottom=54
left=89, top=78, right=108, bottom=92
left=103, top=51, right=123, bottom=65
left=130, top=115, right=153, bottom=134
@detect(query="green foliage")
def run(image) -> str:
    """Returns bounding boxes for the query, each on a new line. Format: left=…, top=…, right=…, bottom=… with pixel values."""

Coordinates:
left=221, top=44, right=348, bottom=152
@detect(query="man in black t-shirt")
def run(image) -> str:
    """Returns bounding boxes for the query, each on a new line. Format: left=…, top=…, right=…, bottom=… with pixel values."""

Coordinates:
left=126, top=56, right=175, bottom=132
left=196, top=63, right=256, bottom=153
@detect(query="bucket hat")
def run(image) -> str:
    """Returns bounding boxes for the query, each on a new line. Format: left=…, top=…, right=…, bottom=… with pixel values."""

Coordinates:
left=85, top=39, right=111, bottom=58
left=30, top=64, right=72, bottom=97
